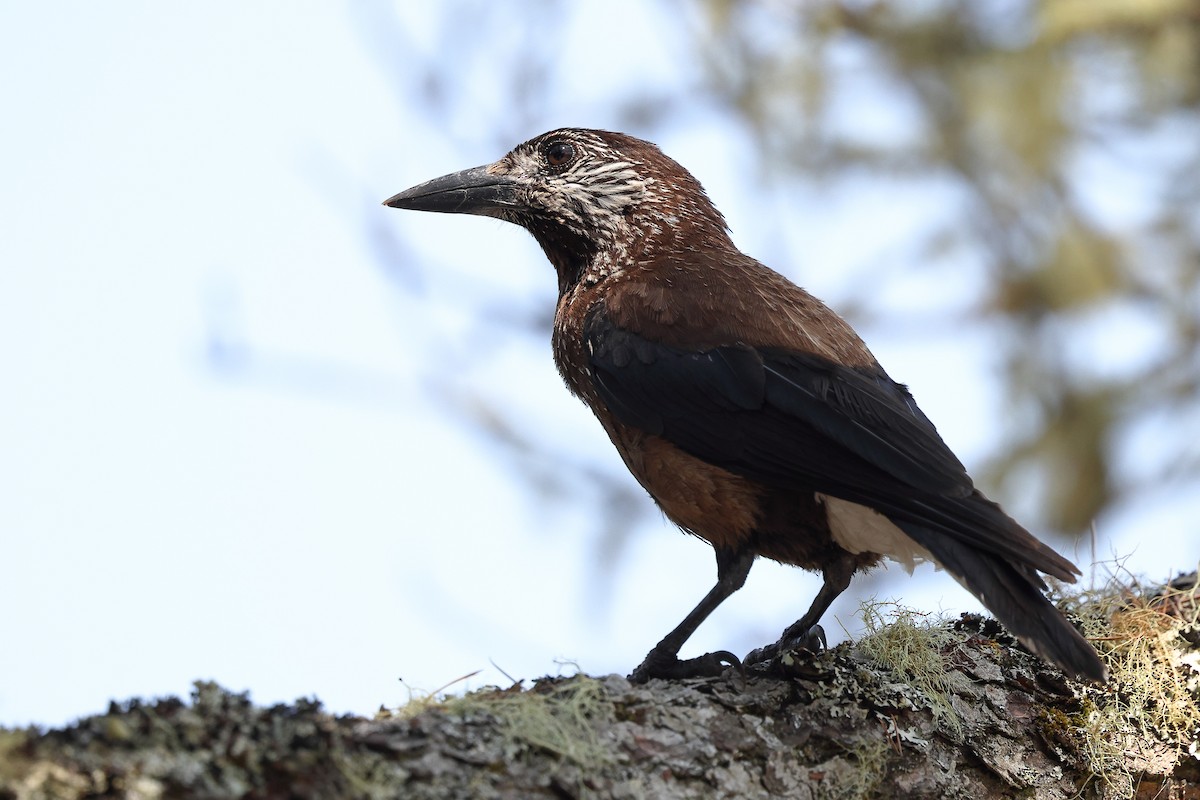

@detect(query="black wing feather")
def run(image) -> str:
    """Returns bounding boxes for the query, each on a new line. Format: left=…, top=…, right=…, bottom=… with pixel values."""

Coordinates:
left=587, top=312, right=968, bottom=496
left=585, top=312, right=1077, bottom=580
left=760, top=351, right=970, bottom=495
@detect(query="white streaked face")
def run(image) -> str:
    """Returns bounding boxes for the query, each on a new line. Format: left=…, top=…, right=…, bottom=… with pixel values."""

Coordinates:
left=490, top=130, right=655, bottom=243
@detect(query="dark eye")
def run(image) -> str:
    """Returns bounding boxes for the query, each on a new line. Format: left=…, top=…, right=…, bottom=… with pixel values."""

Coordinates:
left=545, top=141, right=575, bottom=167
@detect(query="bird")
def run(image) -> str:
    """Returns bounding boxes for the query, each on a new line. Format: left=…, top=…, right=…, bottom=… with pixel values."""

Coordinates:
left=383, top=128, right=1106, bottom=684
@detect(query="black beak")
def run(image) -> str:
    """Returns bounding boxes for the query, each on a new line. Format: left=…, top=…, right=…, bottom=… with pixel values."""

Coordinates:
left=383, top=165, right=519, bottom=216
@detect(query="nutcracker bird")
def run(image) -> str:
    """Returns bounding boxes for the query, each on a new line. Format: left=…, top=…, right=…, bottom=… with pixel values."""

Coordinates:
left=384, top=128, right=1105, bottom=683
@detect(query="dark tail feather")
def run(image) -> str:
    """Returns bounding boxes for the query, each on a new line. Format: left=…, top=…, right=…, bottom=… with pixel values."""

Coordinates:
left=898, top=523, right=1106, bottom=682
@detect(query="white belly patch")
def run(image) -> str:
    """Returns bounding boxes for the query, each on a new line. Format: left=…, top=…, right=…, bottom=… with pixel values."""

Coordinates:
left=817, top=493, right=933, bottom=574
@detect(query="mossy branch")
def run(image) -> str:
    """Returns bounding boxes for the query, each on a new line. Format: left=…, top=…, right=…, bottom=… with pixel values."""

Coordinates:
left=3, top=572, right=1197, bottom=799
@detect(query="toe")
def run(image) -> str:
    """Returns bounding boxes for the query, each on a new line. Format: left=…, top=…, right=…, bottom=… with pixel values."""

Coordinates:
left=745, top=624, right=828, bottom=668
left=629, top=649, right=741, bottom=682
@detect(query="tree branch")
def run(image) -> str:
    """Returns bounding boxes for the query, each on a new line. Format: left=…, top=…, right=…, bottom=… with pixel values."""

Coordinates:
left=4, top=574, right=1197, bottom=799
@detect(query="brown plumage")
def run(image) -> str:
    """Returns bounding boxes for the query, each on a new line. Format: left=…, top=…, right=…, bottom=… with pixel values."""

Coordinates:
left=384, top=128, right=1106, bottom=683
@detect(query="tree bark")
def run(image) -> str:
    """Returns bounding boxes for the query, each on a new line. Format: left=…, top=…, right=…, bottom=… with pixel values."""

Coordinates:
left=3, top=574, right=1197, bottom=800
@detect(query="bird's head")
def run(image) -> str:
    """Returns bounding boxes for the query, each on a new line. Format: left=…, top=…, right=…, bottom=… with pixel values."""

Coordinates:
left=384, top=128, right=730, bottom=293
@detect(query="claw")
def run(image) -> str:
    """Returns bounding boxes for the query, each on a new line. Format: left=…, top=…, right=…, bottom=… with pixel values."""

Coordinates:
left=793, top=623, right=827, bottom=652
left=628, top=649, right=742, bottom=683
left=745, top=624, right=827, bottom=667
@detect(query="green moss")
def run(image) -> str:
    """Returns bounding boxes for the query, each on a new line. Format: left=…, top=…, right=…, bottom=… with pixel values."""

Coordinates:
left=394, top=675, right=615, bottom=770
left=1055, top=569, right=1200, bottom=795
left=0, top=729, right=34, bottom=790
left=856, top=601, right=962, bottom=735
left=838, top=736, right=891, bottom=800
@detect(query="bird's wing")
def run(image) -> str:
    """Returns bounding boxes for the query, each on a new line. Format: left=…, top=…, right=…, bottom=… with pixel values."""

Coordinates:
left=585, top=312, right=1076, bottom=578
left=586, top=311, right=969, bottom=495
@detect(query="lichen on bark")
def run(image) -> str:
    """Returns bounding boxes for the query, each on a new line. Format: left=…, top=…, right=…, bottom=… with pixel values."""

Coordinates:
left=3, top=573, right=1197, bottom=799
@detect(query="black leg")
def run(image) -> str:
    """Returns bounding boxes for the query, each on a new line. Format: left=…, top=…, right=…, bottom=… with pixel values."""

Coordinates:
left=745, top=552, right=857, bottom=665
left=628, top=546, right=754, bottom=683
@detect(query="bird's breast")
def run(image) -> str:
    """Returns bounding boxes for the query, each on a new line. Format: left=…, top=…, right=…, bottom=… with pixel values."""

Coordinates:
left=596, top=415, right=768, bottom=552
left=551, top=280, right=763, bottom=550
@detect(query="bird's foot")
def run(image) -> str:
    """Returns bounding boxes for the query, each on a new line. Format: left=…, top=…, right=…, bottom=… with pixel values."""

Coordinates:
left=744, top=624, right=827, bottom=668
left=628, top=648, right=742, bottom=683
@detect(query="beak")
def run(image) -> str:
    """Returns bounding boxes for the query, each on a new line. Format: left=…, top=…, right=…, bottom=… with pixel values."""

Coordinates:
left=383, top=164, right=519, bottom=216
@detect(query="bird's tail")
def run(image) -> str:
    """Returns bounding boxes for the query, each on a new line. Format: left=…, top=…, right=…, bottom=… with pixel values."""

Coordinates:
left=897, top=521, right=1106, bottom=682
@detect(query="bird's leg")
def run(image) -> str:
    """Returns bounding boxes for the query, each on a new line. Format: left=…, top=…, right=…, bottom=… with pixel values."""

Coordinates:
left=745, top=552, right=857, bottom=666
left=628, top=546, right=754, bottom=683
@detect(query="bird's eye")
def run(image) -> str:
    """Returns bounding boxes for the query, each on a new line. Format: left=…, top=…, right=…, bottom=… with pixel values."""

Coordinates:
left=545, top=141, right=575, bottom=168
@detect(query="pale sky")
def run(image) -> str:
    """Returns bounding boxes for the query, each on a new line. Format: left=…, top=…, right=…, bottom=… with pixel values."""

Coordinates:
left=2, top=3, right=1195, bottom=727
